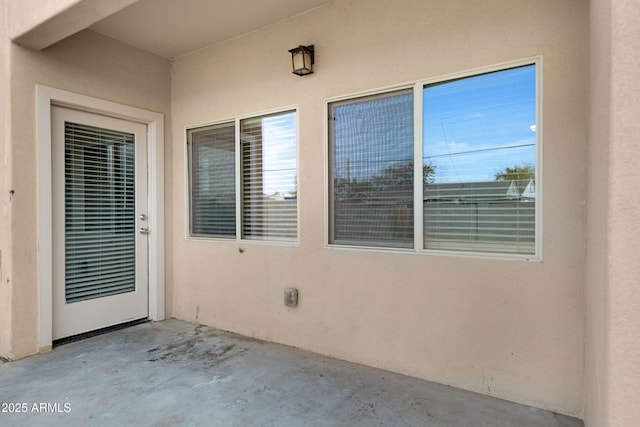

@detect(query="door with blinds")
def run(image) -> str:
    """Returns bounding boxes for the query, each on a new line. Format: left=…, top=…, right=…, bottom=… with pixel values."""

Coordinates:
left=51, top=106, right=149, bottom=340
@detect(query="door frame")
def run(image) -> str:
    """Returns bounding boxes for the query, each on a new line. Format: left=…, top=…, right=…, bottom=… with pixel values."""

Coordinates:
left=36, top=85, right=165, bottom=351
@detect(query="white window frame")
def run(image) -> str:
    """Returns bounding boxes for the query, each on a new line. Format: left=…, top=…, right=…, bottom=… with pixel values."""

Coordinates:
left=185, top=106, right=300, bottom=246
left=325, top=57, right=542, bottom=261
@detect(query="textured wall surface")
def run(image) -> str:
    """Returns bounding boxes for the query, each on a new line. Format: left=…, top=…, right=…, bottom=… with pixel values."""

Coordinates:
left=607, top=0, right=640, bottom=421
left=4, top=29, right=171, bottom=359
left=585, top=0, right=610, bottom=424
left=170, top=0, right=588, bottom=416
left=0, top=0, right=13, bottom=359
left=586, top=0, right=640, bottom=426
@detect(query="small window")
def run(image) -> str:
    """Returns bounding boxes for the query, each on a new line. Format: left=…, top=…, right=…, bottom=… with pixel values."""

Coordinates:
left=188, top=122, right=236, bottom=238
left=188, top=110, right=298, bottom=242
left=327, top=61, right=539, bottom=256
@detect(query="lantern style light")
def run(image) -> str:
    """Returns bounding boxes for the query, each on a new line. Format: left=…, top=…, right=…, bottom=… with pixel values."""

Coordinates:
left=288, top=45, right=314, bottom=76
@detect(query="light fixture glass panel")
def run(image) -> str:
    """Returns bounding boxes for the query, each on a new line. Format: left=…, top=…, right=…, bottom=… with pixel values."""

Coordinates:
left=293, top=52, right=306, bottom=71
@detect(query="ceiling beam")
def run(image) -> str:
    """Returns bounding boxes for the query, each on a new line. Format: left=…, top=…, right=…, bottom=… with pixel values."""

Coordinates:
left=9, top=0, right=139, bottom=50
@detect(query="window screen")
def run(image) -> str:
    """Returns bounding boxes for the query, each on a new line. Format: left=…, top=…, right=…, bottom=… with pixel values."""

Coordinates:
left=329, top=90, right=414, bottom=248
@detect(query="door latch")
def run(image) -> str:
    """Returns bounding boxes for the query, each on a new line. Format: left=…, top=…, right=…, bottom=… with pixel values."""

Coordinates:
left=139, top=227, right=150, bottom=235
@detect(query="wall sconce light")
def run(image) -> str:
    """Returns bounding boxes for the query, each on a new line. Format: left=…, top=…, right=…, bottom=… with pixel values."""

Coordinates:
left=288, top=45, right=314, bottom=76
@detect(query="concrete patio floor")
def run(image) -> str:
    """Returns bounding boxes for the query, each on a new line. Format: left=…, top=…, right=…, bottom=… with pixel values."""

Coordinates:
left=0, top=319, right=583, bottom=427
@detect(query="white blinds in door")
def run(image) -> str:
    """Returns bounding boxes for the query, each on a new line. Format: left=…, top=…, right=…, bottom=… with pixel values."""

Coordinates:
left=64, top=122, right=136, bottom=303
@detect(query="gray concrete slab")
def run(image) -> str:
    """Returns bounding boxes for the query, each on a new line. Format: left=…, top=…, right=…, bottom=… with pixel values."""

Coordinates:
left=0, top=320, right=583, bottom=427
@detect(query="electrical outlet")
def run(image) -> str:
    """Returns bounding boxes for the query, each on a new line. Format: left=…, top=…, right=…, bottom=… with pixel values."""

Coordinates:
left=284, top=288, right=298, bottom=307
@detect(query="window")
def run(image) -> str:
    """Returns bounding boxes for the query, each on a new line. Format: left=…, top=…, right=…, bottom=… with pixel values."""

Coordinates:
left=188, top=110, right=297, bottom=242
left=189, top=122, right=236, bottom=237
left=329, top=90, right=414, bottom=248
left=328, top=61, right=539, bottom=256
left=240, top=112, right=297, bottom=241
left=423, top=65, right=536, bottom=254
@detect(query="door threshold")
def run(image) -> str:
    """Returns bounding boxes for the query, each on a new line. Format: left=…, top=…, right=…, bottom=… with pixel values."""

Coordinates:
left=53, top=318, right=149, bottom=347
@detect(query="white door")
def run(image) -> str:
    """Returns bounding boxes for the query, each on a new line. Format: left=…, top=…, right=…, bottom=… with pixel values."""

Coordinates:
left=52, top=106, right=149, bottom=340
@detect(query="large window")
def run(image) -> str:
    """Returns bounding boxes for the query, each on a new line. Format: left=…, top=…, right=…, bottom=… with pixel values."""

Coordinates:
left=188, top=110, right=297, bottom=242
left=423, top=65, right=536, bottom=254
left=329, top=61, right=539, bottom=256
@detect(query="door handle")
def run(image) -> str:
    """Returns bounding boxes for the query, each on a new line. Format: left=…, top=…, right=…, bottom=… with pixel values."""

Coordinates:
left=139, top=227, right=150, bottom=235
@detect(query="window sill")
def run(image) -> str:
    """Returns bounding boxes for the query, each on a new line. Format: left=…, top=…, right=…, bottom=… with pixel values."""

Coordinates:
left=186, top=235, right=300, bottom=248
left=326, top=242, right=540, bottom=262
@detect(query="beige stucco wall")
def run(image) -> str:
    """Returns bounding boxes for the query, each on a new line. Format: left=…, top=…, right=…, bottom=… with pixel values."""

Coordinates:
left=170, top=0, right=588, bottom=416
left=586, top=0, right=640, bottom=426
left=585, top=0, right=610, bottom=424
left=607, top=0, right=640, bottom=422
left=0, top=0, right=13, bottom=358
left=2, top=29, right=171, bottom=359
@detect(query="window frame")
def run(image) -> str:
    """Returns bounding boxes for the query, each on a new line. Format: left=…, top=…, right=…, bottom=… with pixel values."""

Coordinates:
left=325, top=57, right=542, bottom=260
left=187, top=120, right=237, bottom=239
left=328, top=88, right=416, bottom=249
left=186, top=106, right=300, bottom=245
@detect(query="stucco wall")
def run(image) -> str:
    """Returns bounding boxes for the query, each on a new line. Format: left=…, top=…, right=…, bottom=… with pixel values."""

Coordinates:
left=4, top=29, right=171, bottom=359
left=607, top=0, right=640, bottom=420
left=0, top=0, right=13, bottom=359
left=170, top=0, right=588, bottom=416
left=585, top=0, right=611, bottom=424
left=585, top=0, right=640, bottom=426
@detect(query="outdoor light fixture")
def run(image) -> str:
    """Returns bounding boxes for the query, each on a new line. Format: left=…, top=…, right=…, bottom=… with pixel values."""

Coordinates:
left=288, top=45, right=314, bottom=76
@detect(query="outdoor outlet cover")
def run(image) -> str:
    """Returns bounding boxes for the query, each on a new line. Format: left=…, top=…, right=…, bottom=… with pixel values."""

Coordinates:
left=284, top=288, right=298, bottom=307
